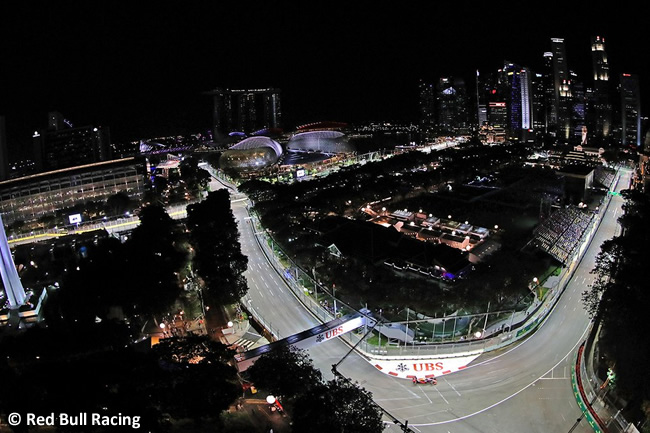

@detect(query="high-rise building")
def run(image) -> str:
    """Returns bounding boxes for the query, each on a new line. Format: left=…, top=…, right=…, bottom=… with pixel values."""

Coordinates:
left=206, top=88, right=281, bottom=141
left=476, top=70, right=488, bottom=127
left=551, top=38, right=572, bottom=142
left=590, top=36, right=612, bottom=144
left=571, top=75, right=587, bottom=143
left=436, top=77, right=468, bottom=135
left=419, top=80, right=436, bottom=137
left=619, top=73, right=642, bottom=148
left=33, top=118, right=111, bottom=172
left=532, top=73, right=547, bottom=134
left=497, top=63, right=534, bottom=141
left=543, top=52, right=556, bottom=134
left=488, top=102, right=508, bottom=127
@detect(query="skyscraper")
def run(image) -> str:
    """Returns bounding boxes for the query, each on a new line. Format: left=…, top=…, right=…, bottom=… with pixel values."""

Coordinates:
left=206, top=88, right=281, bottom=141
left=620, top=73, right=642, bottom=148
left=551, top=38, right=572, bottom=142
left=543, top=52, right=556, bottom=134
left=476, top=70, right=488, bottom=127
left=498, top=63, right=534, bottom=141
left=33, top=114, right=111, bottom=172
left=419, top=79, right=436, bottom=137
left=590, top=36, right=612, bottom=144
left=436, top=77, right=468, bottom=135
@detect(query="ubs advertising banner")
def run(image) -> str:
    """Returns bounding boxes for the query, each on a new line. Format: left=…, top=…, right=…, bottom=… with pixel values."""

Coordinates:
left=370, top=354, right=480, bottom=379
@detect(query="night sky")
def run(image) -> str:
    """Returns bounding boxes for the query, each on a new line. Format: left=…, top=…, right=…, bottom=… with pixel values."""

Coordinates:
left=1, top=2, right=647, bottom=155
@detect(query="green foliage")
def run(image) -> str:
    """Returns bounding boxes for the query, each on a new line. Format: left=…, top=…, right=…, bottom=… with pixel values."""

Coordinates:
left=246, top=345, right=322, bottom=398
left=246, top=347, right=384, bottom=433
left=292, top=379, right=385, bottom=433
left=187, top=190, right=248, bottom=305
left=582, top=189, right=650, bottom=409
left=105, top=191, right=133, bottom=216
left=57, top=204, right=189, bottom=323
left=180, top=156, right=211, bottom=192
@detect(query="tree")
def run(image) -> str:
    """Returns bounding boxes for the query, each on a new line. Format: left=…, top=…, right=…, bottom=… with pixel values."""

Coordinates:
left=121, top=205, right=189, bottom=316
left=105, top=192, right=133, bottom=216
left=582, top=189, right=650, bottom=427
left=152, top=336, right=241, bottom=419
left=180, top=156, right=211, bottom=193
left=187, top=190, right=248, bottom=305
left=292, top=379, right=385, bottom=433
left=246, top=345, right=322, bottom=399
left=246, top=346, right=384, bottom=433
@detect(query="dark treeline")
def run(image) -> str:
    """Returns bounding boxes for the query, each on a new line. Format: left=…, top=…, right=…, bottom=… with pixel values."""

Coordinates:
left=583, top=189, right=650, bottom=428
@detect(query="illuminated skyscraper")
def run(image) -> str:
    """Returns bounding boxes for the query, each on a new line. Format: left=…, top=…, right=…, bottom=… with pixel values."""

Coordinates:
left=543, top=52, right=556, bottom=133
left=500, top=63, right=533, bottom=141
left=590, top=36, right=612, bottom=143
left=551, top=38, right=572, bottom=142
left=619, top=73, right=642, bottom=148
left=436, top=77, right=468, bottom=135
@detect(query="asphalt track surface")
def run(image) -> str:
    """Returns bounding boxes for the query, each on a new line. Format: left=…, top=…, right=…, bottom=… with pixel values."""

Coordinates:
left=216, top=169, right=629, bottom=433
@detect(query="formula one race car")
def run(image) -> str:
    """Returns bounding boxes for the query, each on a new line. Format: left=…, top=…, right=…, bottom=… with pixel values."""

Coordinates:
left=412, top=377, right=437, bottom=385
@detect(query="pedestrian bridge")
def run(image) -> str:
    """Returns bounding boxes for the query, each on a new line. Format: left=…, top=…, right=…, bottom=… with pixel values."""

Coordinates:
left=235, top=312, right=366, bottom=371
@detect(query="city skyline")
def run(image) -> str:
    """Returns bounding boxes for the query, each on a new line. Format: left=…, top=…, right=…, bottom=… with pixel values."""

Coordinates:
left=1, top=3, right=647, bottom=149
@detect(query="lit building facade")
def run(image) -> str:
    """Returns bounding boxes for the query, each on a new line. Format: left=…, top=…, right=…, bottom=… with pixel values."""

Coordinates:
left=0, top=158, right=146, bottom=225
left=551, top=38, right=572, bottom=142
left=436, top=77, right=469, bottom=135
left=33, top=117, right=111, bottom=172
left=589, top=36, right=612, bottom=145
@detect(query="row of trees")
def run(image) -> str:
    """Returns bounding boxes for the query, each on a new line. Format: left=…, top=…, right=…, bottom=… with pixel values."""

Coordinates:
left=187, top=189, right=248, bottom=306
left=583, top=189, right=650, bottom=429
left=246, top=346, right=385, bottom=433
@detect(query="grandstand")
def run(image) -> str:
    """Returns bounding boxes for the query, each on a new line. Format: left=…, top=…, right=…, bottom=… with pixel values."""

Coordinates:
left=531, top=206, right=593, bottom=263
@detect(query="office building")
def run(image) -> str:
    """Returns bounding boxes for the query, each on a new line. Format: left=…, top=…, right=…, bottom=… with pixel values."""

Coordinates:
left=419, top=80, right=436, bottom=137
left=619, top=74, right=642, bottom=148
left=32, top=113, right=111, bottom=172
left=589, top=36, right=612, bottom=144
left=436, top=77, right=468, bottom=135
left=571, top=76, right=587, bottom=144
left=551, top=38, right=572, bottom=142
left=501, top=63, right=534, bottom=140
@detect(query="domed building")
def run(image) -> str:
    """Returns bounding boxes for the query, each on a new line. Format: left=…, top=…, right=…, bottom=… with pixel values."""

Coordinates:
left=219, top=136, right=283, bottom=171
